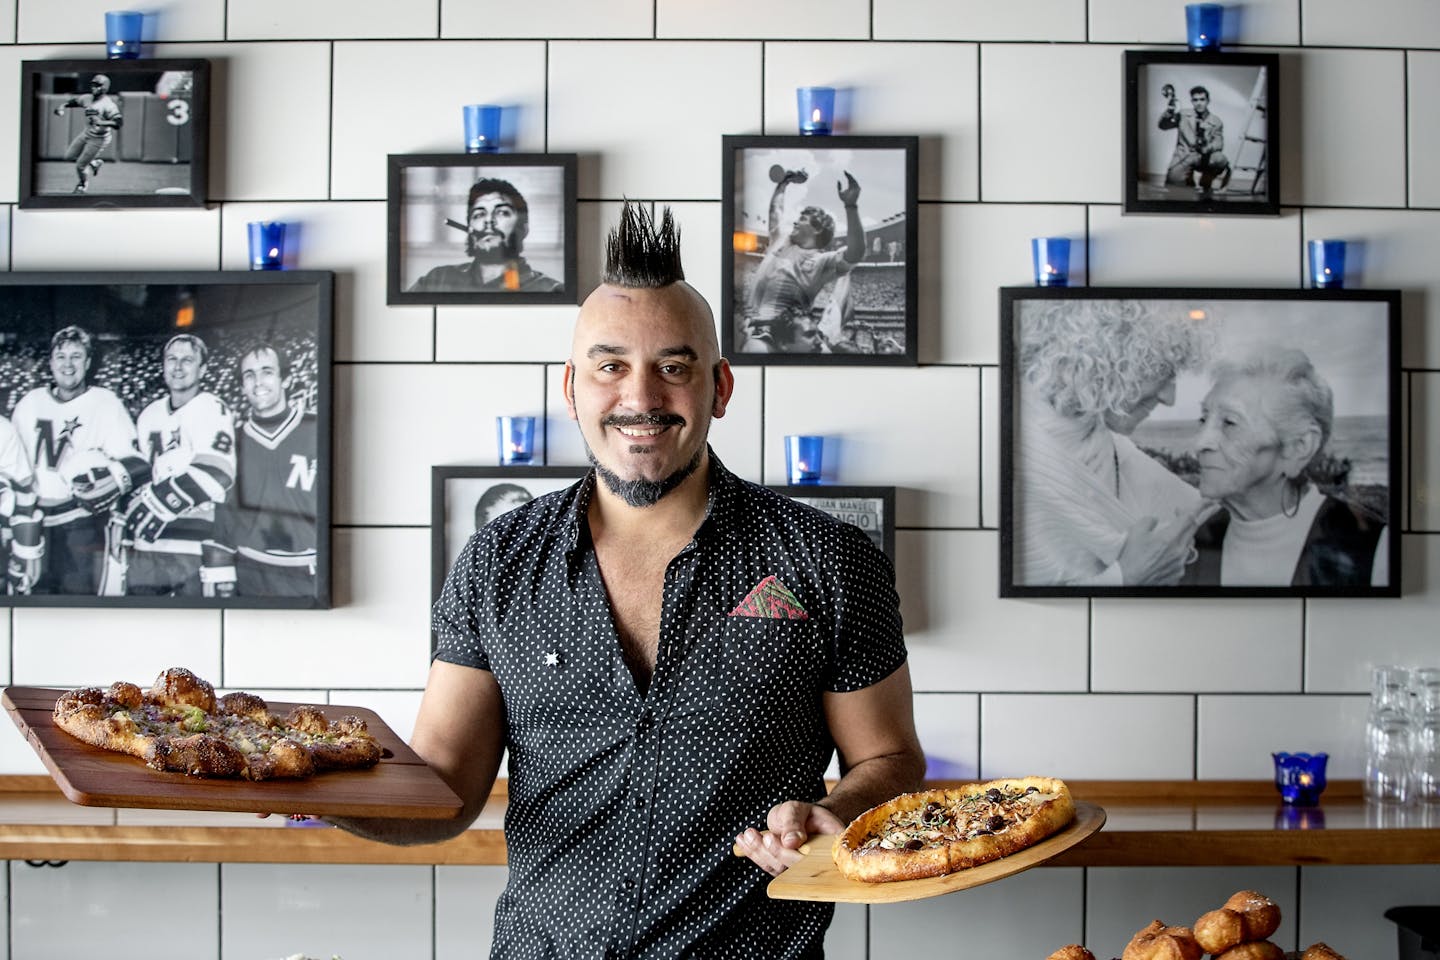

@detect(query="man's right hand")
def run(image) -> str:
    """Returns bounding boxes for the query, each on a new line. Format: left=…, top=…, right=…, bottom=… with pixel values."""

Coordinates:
left=782, top=168, right=809, bottom=185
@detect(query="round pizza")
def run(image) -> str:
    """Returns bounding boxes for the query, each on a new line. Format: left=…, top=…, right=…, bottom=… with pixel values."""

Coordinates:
left=832, top=776, right=1075, bottom=882
left=51, top=667, right=383, bottom=781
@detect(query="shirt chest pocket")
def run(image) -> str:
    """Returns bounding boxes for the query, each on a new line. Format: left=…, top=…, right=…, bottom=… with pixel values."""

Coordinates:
left=712, top=616, right=827, bottom=718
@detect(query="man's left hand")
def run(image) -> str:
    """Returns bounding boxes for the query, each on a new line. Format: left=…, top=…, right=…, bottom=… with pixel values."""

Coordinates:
left=836, top=171, right=861, bottom=206
left=733, top=800, right=846, bottom=877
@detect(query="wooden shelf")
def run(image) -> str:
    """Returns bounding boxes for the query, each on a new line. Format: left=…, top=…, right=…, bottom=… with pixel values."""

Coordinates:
left=0, top=777, right=1436, bottom=867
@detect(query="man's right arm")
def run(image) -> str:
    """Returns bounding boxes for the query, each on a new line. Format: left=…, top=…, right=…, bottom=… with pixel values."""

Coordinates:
left=328, top=659, right=506, bottom=845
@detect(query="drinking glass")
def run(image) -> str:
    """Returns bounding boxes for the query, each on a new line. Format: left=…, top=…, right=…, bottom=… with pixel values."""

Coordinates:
left=1366, top=665, right=1413, bottom=804
left=1412, top=667, right=1440, bottom=803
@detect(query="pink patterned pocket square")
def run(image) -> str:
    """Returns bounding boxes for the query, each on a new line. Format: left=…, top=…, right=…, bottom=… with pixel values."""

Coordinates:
left=729, top=575, right=808, bottom=620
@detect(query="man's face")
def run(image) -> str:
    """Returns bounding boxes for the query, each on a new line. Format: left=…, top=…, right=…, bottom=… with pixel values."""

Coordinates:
left=240, top=348, right=288, bottom=418
left=163, top=340, right=206, bottom=398
left=780, top=316, right=825, bottom=354
left=50, top=342, right=90, bottom=397
left=789, top=213, right=820, bottom=249
left=1191, top=91, right=1209, bottom=115
left=565, top=283, right=734, bottom=507
left=466, top=192, right=523, bottom=263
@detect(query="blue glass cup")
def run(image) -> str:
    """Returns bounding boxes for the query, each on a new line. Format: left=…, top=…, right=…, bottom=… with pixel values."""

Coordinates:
left=497, top=416, right=536, bottom=465
left=246, top=222, right=287, bottom=271
left=784, top=435, right=824, bottom=484
left=796, top=87, right=835, bottom=136
left=1272, top=751, right=1328, bottom=806
left=464, top=104, right=502, bottom=154
left=105, top=10, right=143, bottom=59
left=1308, top=239, right=1346, bottom=289
left=1031, top=237, right=1071, bottom=287
left=1185, top=3, right=1224, bottom=51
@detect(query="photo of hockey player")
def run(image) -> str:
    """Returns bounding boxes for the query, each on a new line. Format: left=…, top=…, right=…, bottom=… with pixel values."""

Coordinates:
left=0, top=418, right=43, bottom=595
left=20, top=58, right=210, bottom=208
left=202, top=342, right=319, bottom=599
left=0, top=272, right=332, bottom=608
left=9, top=326, right=148, bottom=596
left=120, top=334, right=236, bottom=597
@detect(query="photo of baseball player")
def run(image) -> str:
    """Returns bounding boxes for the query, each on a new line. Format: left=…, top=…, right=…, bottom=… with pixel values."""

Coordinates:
left=53, top=73, right=121, bottom=194
left=201, top=342, right=319, bottom=599
left=28, top=63, right=200, bottom=200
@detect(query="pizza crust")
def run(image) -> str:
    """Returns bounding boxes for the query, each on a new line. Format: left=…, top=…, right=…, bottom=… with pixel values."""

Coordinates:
left=52, top=667, right=382, bottom=781
left=831, top=776, right=1075, bottom=883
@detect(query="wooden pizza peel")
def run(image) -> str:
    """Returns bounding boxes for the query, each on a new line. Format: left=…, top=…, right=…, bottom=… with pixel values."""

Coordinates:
left=765, top=800, right=1106, bottom=903
left=3, top=686, right=463, bottom=819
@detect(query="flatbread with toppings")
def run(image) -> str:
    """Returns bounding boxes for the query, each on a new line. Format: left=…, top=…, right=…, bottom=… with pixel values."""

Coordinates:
left=51, top=667, right=382, bottom=781
left=832, top=776, right=1075, bottom=882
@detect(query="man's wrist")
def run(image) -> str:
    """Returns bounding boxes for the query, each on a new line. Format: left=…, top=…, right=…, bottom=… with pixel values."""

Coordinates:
left=843, top=203, right=858, bottom=210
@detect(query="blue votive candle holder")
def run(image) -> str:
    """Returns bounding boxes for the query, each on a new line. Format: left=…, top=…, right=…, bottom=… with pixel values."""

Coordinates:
left=1273, top=751, right=1328, bottom=806
left=796, top=87, right=835, bottom=136
left=105, top=10, right=143, bottom=59
left=1185, top=3, right=1224, bottom=51
left=497, top=416, right=536, bottom=465
left=1031, top=237, right=1071, bottom=287
left=463, top=104, right=502, bottom=154
left=246, top=222, right=287, bottom=271
left=784, top=435, right=824, bottom=484
left=1308, top=239, right=1347, bottom=289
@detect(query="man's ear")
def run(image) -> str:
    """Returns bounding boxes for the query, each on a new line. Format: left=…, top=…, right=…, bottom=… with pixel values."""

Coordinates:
left=711, top=359, right=735, bottom=420
left=562, top=361, right=579, bottom=420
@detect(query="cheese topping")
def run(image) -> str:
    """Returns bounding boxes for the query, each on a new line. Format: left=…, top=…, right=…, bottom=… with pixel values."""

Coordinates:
left=859, top=785, right=1056, bottom=853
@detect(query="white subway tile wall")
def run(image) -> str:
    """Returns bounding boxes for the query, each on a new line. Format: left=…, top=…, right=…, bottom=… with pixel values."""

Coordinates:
left=1, top=0, right=1435, bottom=955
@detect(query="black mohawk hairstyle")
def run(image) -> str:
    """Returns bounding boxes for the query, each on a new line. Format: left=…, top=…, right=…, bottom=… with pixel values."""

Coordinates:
left=602, top=201, right=685, bottom=288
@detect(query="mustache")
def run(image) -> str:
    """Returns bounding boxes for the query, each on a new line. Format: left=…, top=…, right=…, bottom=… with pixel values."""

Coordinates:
left=603, top=413, right=686, bottom=428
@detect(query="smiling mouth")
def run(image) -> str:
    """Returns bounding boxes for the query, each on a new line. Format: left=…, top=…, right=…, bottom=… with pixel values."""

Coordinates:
left=615, top=425, right=669, bottom=438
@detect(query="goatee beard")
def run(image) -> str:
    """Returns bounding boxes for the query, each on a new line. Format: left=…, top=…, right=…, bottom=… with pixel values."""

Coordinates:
left=587, top=442, right=704, bottom=508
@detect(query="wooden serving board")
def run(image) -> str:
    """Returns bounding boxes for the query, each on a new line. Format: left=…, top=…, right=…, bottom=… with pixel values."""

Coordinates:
left=767, top=800, right=1106, bottom=903
left=3, top=686, right=463, bottom=820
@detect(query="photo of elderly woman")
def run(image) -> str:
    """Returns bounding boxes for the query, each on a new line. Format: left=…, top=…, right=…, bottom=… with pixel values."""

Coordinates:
left=1002, top=289, right=1398, bottom=597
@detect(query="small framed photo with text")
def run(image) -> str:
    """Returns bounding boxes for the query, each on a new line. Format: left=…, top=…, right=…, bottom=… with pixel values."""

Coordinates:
left=1000, top=286, right=1399, bottom=599
left=388, top=153, right=577, bottom=306
left=767, top=484, right=896, bottom=560
left=723, top=135, right=918, bottom=365
left=1123, top=50, right=1280, bottom=216
left=19, top=58, right=210, bottom=209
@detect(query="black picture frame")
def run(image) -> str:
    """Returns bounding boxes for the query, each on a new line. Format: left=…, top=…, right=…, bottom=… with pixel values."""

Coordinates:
left=1123, top=50, right=1280, bottom=216
left=722, top=135, right=918, bottom=365
left=430, top=464, right=587, bottom=609
left=0, top=270, right=334, bottom=608
left=19, top=58, right=210, bottom=209
left=387, top=153, right=578, bottom=305
left=767, top=484, right=896, bottom=560
left=1000, top=286, right=1400, bottom=599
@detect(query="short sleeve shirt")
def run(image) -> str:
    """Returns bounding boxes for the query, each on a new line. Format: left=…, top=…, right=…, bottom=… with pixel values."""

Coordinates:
left=432, top=454, right=907, bottom=959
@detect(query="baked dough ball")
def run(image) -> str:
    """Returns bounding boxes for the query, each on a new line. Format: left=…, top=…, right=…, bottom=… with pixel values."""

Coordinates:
left=1223, top=890, right=1282, bottom=941
left=1301, top=944, right=1346, bottom=960
left=1213, top=941, right=1283, bottom=960
left=1047, top=946, right=1096, bottom=960
left=1194, top=908, right=1246, bottom=954
left=1121, top=920, right=1203, bottom=960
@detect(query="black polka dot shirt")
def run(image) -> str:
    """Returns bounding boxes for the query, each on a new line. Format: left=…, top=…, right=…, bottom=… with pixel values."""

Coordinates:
left=433, top=453, right=908, bottom=959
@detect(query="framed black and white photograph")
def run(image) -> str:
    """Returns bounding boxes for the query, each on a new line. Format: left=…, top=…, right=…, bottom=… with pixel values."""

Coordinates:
left=19, top=59, right=210, bottom=209
left=0, top=271, right=334, bottom=608
left=768, top=484, right=896, bottom=559
left=722, top=135, right=918, bottom=365
left=388, top=153, right=577, bottom=306
left=1123, top=50, right=1280, bottom=216
left=430, top=465, right=587, bottom=610
left=1000, top=287, right=1400, bottom=599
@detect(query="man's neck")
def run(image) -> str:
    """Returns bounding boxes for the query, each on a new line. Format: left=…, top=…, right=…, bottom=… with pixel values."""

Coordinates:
left=589, top=454, right=711, bottom=545
left=474, top=260, right=511, bottom=284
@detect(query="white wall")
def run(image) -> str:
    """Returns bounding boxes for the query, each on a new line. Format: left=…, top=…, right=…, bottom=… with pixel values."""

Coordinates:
left=1, top=1, right=1438, bottom=958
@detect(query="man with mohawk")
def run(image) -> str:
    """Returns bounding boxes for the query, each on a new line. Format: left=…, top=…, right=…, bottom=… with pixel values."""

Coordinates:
left=334, top=202, right=923, bottom=958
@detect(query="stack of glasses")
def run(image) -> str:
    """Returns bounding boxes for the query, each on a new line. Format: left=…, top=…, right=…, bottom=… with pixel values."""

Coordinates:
left=1364, top=665, right=1440, bottom=805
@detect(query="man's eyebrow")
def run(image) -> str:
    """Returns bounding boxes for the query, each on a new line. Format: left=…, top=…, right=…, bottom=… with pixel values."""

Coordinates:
left=659, top=346, right=699, bottom=360
left=585, top=344, right=699, bottom=360
left=587, top=344, right=627, bottom=358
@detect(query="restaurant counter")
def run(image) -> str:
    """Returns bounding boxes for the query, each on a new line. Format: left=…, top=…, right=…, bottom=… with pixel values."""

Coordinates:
left=0, top=778, right=1435, bottom=866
